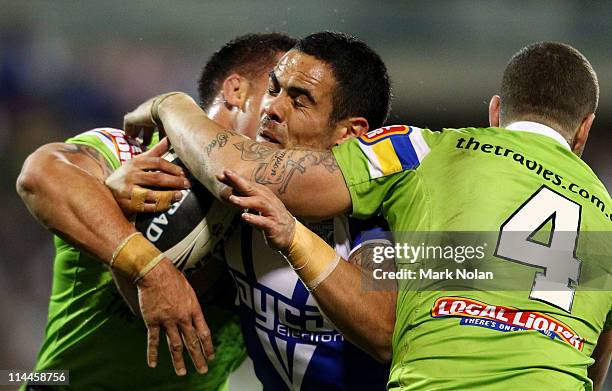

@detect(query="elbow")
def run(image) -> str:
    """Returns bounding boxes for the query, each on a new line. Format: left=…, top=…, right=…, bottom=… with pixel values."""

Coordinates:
left=372, top=311, right=396, bottom=363
left=371, top=344, right=392, bottom=363
left=348, top=330, right=392, bottom=363
left=16, top=146, right=55, bottom=211
left=371, top=329, right=394, bottom=363
left=17, top=143, right=63, bottom=199
left=16, top=160, right=40, bottom=200
left=362, top=319, right=394, bottom=363
left=16, top=157, right=49, bottom=226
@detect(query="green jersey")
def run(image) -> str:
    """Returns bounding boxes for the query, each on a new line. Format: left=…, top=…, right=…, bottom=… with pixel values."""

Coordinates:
left=30, top=128, right=246, bottom=390
left=333, top=122, right=612, bottom=390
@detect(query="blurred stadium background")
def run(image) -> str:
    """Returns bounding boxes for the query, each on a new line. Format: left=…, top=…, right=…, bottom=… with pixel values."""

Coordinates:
left=1, top=1, right=610, bottom=389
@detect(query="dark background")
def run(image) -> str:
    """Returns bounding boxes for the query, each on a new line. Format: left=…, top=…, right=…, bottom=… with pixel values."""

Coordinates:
left=1, top=1, right=610, bottom=389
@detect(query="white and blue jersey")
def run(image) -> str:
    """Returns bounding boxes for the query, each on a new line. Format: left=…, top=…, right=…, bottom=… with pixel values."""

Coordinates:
left=224, top=216, right=390, bottom=391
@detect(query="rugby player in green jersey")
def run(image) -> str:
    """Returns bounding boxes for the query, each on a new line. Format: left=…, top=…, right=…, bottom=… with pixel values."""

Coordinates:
left=17, top=33, right=296, bottom=389
left=125, top=42, right=611, bottom=389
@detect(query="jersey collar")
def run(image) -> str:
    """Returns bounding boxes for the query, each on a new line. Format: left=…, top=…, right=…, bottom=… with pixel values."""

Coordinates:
left=505, top=121, right=572, bottom=151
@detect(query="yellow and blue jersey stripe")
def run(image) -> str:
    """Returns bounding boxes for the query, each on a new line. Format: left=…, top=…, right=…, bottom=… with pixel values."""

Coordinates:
left=357, top=125, right=431, bottom=179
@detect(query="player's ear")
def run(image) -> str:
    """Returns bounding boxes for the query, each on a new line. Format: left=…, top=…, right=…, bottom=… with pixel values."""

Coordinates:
left=332, top=117, right=369, bottom=145
left=489, top=95, right=501, bottom=127
left=572, top=112, right=594, bottom=156
left=222, top=74, right=248, bottom=109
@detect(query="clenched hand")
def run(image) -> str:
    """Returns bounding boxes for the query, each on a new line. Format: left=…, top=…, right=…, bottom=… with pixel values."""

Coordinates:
left=105, top=138, right=190, bottom=216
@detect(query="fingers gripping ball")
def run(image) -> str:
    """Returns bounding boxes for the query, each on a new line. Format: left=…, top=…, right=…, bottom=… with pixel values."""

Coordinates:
left=134, top=149, right=238, bottom=274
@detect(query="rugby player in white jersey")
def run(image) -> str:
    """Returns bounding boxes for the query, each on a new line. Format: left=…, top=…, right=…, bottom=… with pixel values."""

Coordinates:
left=123, top=31, right=395, bottom=390
left=217, top=32, right=393, bottom=390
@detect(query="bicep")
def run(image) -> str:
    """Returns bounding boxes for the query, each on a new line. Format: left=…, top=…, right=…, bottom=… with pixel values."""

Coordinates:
left=18, top=142, right=113, bottom=199
left=50, top=142, right=114, bottom=181
left=241, top=146, right=351, bottom=219
left=348, top=239, right=398, bottom=295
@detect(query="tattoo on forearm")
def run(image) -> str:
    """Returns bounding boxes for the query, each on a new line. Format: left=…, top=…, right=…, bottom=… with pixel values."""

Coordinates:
left=59, top=144, right=113, bottom=178
left=202, top=134, right=340, bottom=196
left=252, top=150, right=339, bottom=194
left=205, top=131, right=231, bottom=156
left=233, top=141, right=276, bottom=161
left=307, top=149, right=340, bottom=174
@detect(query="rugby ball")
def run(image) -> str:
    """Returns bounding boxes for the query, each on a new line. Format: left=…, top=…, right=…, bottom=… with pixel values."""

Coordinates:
left=134, top=149, right=238, bottom=274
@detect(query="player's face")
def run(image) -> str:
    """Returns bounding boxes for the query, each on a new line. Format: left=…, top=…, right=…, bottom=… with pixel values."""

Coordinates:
left=257, top=50, right=340, bottom=150
left=234, top=52, right=287, bottom=140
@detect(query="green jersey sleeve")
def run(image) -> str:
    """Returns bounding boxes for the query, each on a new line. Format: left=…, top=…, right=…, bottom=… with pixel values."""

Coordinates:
left=332, top=125, right=439, bottom=219
left=605, top=310, right=612, bottom=330
left=66, top=128, right=144, bottom=170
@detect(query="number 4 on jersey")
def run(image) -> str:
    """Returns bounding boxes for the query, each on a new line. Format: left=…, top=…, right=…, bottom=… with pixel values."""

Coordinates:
left=495, top=186, right=582, bottom=312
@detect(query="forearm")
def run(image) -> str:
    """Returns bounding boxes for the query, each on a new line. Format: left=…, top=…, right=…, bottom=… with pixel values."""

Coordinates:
left=222, top=170, right=393, bottom=358
left=282, top=220, right=394, bottom=361
left=157, top=94, right=350, bottom=219
left=311, top=260, right=395, bottom=362
left=17, top=144, right=136, bottom=263
left=158, top=94, right=247, bottom=195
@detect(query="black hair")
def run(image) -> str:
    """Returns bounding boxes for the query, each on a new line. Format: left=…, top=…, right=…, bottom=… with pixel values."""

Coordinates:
left=295, top=31, right=391, bottom=129
left=198, top=33, right=297, bottom=109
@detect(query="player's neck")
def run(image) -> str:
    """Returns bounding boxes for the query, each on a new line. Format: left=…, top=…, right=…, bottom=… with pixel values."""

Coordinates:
left=503, top=120, right=573, bottom=151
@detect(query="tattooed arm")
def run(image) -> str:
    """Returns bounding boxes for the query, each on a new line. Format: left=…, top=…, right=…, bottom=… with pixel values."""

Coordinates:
left=135, top=93, right=351, bottom=219
left=17, top=142, right=136, bottom=261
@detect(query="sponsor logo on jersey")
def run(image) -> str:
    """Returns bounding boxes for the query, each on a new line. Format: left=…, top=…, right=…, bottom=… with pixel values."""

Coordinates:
left=359, top=125, right=411, bottom=145
left=233, top=271, right=342, bottom=389
left=94, top=128, right=143, bottom=164
left=431, top=296, right=584, bottom=350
